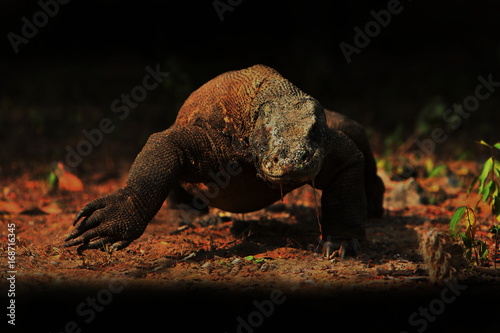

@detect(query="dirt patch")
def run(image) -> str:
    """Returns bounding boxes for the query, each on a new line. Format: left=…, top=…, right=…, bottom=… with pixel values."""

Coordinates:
left=1, top=161, right=499, bottom=331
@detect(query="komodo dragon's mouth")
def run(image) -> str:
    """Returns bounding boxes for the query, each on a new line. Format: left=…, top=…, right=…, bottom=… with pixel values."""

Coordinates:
left=263, top=172, right=313, bottom=185
left=259, top=148, right=323, bottom=185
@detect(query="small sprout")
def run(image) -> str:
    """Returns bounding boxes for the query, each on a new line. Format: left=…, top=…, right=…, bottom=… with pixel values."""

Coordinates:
left=428, top=164, right=447, bottom=178
left=47, top=170, right=59, bottom=192
left=490, top=225, right=500, bottom=234
left=244, top=255, right=265, bottom=263
left=449, top=206, right=467, bottom=239
left=450, top=140, right=500, bottom=267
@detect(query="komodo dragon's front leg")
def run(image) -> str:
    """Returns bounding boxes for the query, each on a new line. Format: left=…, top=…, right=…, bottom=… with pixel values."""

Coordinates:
left=315, top=130, right=367, bottom=258
left=64, top=126, right=214, bottom=253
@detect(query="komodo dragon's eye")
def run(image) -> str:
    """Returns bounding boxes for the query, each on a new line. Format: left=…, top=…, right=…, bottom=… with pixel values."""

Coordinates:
left=293, top=99, right=317, bottom=111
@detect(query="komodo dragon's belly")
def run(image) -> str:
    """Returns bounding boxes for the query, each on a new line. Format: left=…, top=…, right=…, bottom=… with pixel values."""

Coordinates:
left=179, top=164, right=293, bottom=213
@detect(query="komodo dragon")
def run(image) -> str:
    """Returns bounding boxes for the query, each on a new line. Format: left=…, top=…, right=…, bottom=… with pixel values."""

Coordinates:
left=65, top=64, right=385, bottom=257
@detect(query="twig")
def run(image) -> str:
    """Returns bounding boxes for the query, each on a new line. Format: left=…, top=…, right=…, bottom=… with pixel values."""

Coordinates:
left=471, top=265, right=500, bottom=276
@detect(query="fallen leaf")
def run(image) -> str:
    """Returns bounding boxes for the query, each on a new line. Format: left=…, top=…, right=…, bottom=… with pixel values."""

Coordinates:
left=24, top=180, right=39, bottom=189
left=49, top=254, right=61, bottom=261
left=0, top=201, right=23, bottom=214
left=41, top=203, right=62, bottom=215
left=58, top=171, right=83, bottom=192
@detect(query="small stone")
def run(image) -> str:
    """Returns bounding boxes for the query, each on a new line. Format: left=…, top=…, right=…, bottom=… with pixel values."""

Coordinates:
left=231, top=258, right=243, bottom=265
left=384, top=178, right=428, bottom=209
left=260, top=263, right=270, bottom=272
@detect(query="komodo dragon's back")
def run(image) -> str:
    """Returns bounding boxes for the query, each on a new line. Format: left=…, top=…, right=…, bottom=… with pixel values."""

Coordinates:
left=175, top=65, right=305, bottom=139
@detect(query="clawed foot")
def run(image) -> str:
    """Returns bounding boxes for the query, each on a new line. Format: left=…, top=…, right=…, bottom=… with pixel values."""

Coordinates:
left=321, top=237, right=361, bottom=259
left=64, top=187, right=149, bottom=254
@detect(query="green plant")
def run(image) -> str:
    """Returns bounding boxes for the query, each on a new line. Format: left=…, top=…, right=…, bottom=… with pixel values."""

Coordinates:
left=449, top=206, right=488, bottom=265
left=425, top=158, right=447, bottom=178
left=244, top=255, right=266, bottom=264
left=449, top=140, right=500, bottom=267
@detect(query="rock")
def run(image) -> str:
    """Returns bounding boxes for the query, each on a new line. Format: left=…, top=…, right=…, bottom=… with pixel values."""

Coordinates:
left=384, top=178, right=428, bottom=210
left=231, top=258, right=243, bottom=265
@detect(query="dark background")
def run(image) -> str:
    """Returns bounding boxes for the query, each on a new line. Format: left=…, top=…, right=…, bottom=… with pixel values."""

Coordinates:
left=1, top=0, right=499, bottom=172
left=2, top=1, right=500, bottom=332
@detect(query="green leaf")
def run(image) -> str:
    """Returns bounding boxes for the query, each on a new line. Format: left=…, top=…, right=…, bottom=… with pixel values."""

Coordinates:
left=494, top=142, right=500, bottom=150
left=464, top=208, right=477, bottom=241
left=478, top=157, right=493, bottom=193
left=450, top=206, right=466, bottom=238
left=487, top=180, right=500, bottom=207
left=47, top=171, right=59, bottom=192
left=492, top=180, right=499, bottom=198
left=493, top=197, right=500, bottom=221
left=244, top=255, right=265, bottom=263
left=477, top=140, right=492, bottom=148
left=460, top=232, right=472, bottom=249
left=468, top=176, right=479, bottom=195
left=477, top=241, right=489, bottom=260
left=482, top=180, right=493, bottom=203
left=428, top=164, right=447, bottom=178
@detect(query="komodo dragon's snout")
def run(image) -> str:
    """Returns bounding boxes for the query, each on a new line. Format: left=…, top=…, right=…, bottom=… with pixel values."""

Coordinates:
left=250, top=97, right=327, bottom=185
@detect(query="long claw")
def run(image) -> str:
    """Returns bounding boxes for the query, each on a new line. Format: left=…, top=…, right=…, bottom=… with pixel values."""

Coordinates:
left=73, top=210, right=86, bottom=226
left=73, top=237, right=127, bottom=254
left=76, top=243, right=90, bottom=255
left=65, top=189, right=144, bottom=254
left=64, top=231, right=78, bottom=242
left=82, top=236, right=118, bottom=252
left=64, top=227, right=104, bottom=248
left=64, top=235, right=85, bottom=247
left=65, top=220, right=89, bottom=241
left=73, top=199, right=107, bottom=226
left=76, top=211, right=105, bottom=233
left=322, top=238, right=361, bottom=259
left=110, top=240, right=133, bottom=251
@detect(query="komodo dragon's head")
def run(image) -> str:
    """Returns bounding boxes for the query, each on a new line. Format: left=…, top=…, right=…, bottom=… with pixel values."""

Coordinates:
left=249, top=95, right=328, bottom=186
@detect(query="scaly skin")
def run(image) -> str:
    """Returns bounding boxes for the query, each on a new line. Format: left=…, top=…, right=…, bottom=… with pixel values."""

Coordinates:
left=65, top=64, right=384, bottom=257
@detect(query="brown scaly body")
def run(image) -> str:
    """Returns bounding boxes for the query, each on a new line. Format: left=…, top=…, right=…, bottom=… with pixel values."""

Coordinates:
left=65, top=64, right=384, bottom=257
